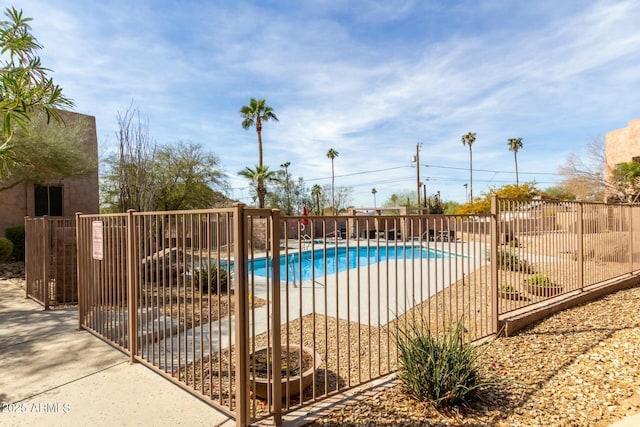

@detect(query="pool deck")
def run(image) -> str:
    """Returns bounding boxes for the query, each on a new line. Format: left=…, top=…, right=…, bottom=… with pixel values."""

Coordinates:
left=253, top=239, right=486, bottom=327
left=138, top=239, right=485, bottom=369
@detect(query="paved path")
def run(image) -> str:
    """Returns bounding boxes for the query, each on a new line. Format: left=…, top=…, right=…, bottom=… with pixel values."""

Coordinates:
left=0, top=279, right=234, bottom=427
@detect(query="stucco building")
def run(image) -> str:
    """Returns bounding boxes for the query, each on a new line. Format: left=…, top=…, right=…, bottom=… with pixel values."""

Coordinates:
left=605, top=118, right=640, bottom=173
left=0, top=111, right=99, bottom=236
left=605, top=118, right=640, bottom=202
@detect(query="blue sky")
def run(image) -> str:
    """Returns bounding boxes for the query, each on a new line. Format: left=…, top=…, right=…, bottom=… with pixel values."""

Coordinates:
left=12, top=0, right=640, bottom=207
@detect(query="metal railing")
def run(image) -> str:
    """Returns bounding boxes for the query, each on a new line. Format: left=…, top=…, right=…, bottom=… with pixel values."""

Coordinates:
left=73, top=198, right=639, bottom=426
left=495, top=198, right=637, bottom=315
left=25, top=216, right=77, bottom=308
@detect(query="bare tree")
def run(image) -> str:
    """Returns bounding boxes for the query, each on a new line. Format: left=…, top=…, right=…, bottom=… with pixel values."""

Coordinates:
left=322, top=184, right=352, bottom=214
left=558, top=137, right=606, bottom=201
left=101, top=105, right=157, bottom=212
left=117, top=106, right=157, bottom=211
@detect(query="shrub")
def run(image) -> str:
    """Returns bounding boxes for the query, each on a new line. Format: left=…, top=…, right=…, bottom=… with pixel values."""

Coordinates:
left=0, top=237, right=14, bottom=261
left=5, top=226, right=25, bottom=260
left=527, top=273, right=556, bottom=288
left=497, top=249, right=535, bottom=273
left=500, top=284, right=518, bottom=292
left=582, top=232, right=628, bottom=262
left=395, top=319, right=486, bottom=407
left=194, top=263, right=229, bottom=294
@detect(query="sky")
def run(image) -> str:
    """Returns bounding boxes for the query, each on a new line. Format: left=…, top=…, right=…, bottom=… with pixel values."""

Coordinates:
left=10, top=0, right=640, bottom=208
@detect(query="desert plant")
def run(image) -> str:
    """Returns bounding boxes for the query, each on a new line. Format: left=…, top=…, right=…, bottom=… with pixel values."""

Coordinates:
left=4, top=225, right=24, bottom=260
left=194, top=263, right=229, bottom=294
left=500, top=284, right=518, bottom=292
left=395, top=318, right=488, bottom=407
left=0, top=237, right=14, bottom=261
left=527, top=273, right=556, bottom=288
left=497, top=249, right=535, bottom=273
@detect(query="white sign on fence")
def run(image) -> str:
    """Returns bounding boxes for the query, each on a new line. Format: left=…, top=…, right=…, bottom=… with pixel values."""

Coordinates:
left=92, top=221, right=103, bottom=260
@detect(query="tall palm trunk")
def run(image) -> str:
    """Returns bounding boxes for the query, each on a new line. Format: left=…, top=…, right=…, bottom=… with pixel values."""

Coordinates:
left=469, top=145, right=473, bottom=201
left=256, top=119, right=263, bottom=167
left=514, top=151, right=519, bottom=186
left=257, top=183, right=266, bottom=208
left=256, top=119, right=264, bottom=207
left=331, top=159, right=335, bottom=213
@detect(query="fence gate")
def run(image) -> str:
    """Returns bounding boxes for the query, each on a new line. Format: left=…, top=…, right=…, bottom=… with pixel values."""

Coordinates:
left=25, top=217, right=78, bottom=309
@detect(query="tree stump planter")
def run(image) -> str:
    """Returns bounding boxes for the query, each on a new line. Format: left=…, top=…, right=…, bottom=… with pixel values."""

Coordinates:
left=526, top=283, right=563, bottom=297
left=500, top=290, right=523, bottom=300
left=249, top=344, right=321, bottom=400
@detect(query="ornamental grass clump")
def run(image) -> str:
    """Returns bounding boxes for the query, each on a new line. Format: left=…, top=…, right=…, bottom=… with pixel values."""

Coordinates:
left=194, top=264, right=229, bottom=294
left=497, top=249, right=535, bottom=273
left=527, top=273, right=556, bottom=287
left=395, top=318, right=486, bottom=407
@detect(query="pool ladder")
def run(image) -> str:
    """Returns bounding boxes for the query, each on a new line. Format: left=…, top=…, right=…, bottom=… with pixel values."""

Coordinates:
left=288, top=253, right=297, bottom=287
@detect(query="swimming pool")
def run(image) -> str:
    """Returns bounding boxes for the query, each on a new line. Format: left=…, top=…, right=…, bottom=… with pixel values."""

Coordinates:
left=249, top=244, right=444, bottom=283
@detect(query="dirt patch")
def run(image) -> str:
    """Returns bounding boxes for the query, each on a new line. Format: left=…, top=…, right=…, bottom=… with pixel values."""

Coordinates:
left=141, top=282, right=267, bottom=329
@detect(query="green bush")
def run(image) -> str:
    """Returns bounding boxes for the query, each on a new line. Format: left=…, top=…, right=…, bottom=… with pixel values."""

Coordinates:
left=194, top=263, right=229, bottom=294
left=395, top=319, right=486, bottom=407
left=500, top=284, right=518, bottom=292
left=497, top=249, right=535, bottom=273
left=0, top=237, right=14, bottom=261
left=527, top=273, right=556, bottom=288
left=5, top=226, right=25, bottom=261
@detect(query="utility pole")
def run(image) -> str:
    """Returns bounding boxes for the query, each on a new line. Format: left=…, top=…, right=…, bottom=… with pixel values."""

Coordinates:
left=412, top=143, right=422, bottom=208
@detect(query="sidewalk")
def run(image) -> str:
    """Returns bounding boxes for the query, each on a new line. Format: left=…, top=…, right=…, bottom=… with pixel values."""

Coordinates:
left=0, top=279, right=235, bottom=427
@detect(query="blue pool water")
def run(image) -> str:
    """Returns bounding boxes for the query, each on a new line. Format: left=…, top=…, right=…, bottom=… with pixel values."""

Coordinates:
left=249, top=245, right=443, bottom=283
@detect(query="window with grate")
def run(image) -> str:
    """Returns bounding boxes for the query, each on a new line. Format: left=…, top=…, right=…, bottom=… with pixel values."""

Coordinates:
left=34, top=185, right=63, bottom=216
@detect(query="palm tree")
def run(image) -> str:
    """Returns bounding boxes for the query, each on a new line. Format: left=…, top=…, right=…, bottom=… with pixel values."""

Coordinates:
left=280, top=161, right=291, bottom=214
left=238, top=165, right=278, bottom=208
left=461, top=132, right=476, bottom=201
left=240, top=98, right=278, bottom=208
left=371, top=188, right=377, bottom=208
left=326, top=148, right=339, bottom=213
left=311, top=184, right=322, bottom=215
left=507, top=137, right=524, bottom=186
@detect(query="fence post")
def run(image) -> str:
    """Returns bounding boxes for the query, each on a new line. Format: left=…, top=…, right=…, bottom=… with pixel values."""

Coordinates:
left=24, top=215, right=32, bottom=298
left=43, top=216, right=50, bottom=310
left=233, top=203, right=250, bottom=427
left=75, top=213, right=84, bottom=330
left=490, top=195, right=499, bottom=334
left=270, top=209, right=282, bottom=424
left=126, top=209, right=138, bottom=363
left=577, top=203, right=584, bottom=291
left=628, top=205, right=633, bottom=273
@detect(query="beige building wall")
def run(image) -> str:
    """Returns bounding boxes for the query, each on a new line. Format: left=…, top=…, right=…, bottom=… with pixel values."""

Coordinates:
left=605, top=118, right=640, bottom=177
left=0, top=111, right=99, bottom=236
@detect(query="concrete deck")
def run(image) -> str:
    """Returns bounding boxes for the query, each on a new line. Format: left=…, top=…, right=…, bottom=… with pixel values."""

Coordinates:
left=0, top=279, right=234, bottom=427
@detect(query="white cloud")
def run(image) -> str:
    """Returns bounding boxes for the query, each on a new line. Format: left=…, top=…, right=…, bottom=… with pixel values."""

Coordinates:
left=9, top=0, right=640, bottom=206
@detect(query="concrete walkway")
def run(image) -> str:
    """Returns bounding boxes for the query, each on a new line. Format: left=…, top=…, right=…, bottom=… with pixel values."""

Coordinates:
left=0, top=279, right=234, bottom=427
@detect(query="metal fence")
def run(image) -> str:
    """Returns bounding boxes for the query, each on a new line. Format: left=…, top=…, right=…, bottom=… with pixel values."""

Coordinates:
left=495, top=198, right=638, bottom=315
left=74, top=198, right=639, bottom=426
left=25, top=216, right=78, bottom=308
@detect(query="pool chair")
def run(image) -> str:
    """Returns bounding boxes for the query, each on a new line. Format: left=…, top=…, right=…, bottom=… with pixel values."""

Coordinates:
left=423, top=230, right=436, bottom=242
left=435, top=230, right=455, bottom=242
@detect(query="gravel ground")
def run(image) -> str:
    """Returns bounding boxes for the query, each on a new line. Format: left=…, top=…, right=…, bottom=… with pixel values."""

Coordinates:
left=6, top=251, right=640, bottom=426
left=302, top=284, right=640, bottom=427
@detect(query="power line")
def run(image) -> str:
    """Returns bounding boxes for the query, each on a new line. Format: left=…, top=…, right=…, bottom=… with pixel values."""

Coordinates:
left=304, top=165, right=411, bottom=182
left=424, top=164, right=562, bottom=176
left=231, top=165, right=561, bottom=192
